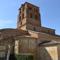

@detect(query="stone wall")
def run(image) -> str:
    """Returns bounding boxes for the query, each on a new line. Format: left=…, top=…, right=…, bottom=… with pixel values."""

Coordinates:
left=37, top=46, right=58, bottom=60
left=15, top=37, right=37, bottom=54
left=14, top=35, right=60, bottom=60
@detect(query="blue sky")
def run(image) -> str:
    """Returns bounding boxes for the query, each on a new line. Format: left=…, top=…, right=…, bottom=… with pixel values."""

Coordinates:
left=0, top=0, right=60, bottom=35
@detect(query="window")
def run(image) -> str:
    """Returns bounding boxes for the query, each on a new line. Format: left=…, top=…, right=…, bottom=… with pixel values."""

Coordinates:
left=34, top=8, right=38, bottom=13
left=19, top=16, right=21, bottom=20
left=35, top=14, right=38, bottom=20
left=19, top=9, right=21, bottom=14
left=22, top=7, right=24, bottom=11
left=22, top=13, right=24, bottom=19
left=33, top=27, right=36, bottom=31
left=30, top=13, right=32, bottom=18
left=20, top=21, right=22, bottom=25
left=28, top=4, right=32, bottom=10
left=22, top=4, right=25, bottom=11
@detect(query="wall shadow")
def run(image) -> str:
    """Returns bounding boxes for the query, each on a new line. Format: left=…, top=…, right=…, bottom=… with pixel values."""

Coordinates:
left=9, top=53, right=17, bottom=60
left=57, top=45, right=60, bottom=60
left=37, top=47, right=52, bottom=60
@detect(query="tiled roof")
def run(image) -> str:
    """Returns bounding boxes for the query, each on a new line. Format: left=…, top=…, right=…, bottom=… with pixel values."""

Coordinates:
left=38, top=40, right=60, bottom=46
left=0, top=28, right=30, bottom=40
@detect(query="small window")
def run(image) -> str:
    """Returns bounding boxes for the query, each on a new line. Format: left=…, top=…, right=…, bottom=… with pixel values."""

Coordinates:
left=22, top=7, right=24, bottom=11
left=35, top=14, right=38, bottom=20
left=28, top=5, right=32, bottom=10
left=35, top=9, right=38, bottom=13
left=33, top=27, right=36, bottom=31
left=20, top=22, right=22, bottom=25
left=19, top=16, right=21, bottom=20
left=34, top=8, right=38, bottom=13
left=22, top=13, right=24, bottom=19
left=22, top=4, right=25, bottom=11
left=29, top=7, right=32, bottom=10
left=30, top=13, right=32, bottom=18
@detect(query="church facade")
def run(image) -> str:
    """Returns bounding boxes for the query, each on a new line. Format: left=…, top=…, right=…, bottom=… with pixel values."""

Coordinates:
left=0, top=2, right=60, bottom=60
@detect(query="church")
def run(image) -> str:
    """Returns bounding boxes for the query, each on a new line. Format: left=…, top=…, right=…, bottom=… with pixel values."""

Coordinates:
left=0, top=2, right=60, bottom=60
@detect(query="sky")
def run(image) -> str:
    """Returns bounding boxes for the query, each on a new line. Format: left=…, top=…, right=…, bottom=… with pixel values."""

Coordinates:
left=0, top=0, right=60, bottom=35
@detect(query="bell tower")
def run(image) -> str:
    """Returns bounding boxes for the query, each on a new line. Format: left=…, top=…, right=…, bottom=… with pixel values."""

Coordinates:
left=17, top=2, right=41, bottom=31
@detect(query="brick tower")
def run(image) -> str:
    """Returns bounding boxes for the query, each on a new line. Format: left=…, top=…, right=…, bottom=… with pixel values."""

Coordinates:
left=17, top=2, right=41, bottom=31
